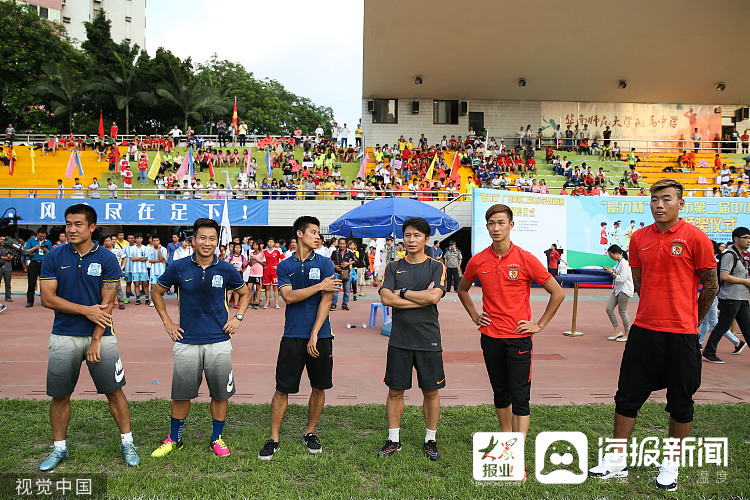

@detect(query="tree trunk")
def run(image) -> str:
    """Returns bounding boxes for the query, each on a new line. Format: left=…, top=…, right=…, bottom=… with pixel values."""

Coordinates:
left=125, top=104, right=130, bottom=135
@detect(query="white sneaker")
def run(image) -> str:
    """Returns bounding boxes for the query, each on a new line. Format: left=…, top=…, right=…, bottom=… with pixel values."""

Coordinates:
left=588, top=453, right=628, bottom=479
left=655, top=458, right=679, bottom=491
left=149, top=301, right=155, bottom=307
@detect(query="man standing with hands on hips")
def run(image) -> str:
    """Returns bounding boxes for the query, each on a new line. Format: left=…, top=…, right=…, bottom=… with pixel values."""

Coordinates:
left=588, top=179, right=718, bottom=492
left=150, top=218, right=250, bottom=458
left=39, top=204, right=140, bottom=470
left=457, top=204, right=564, bottom=453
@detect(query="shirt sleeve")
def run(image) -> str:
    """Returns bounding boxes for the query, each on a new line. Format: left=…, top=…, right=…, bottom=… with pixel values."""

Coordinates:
left=432, top=260, right=447, bottom=292
left=629, top=232, right=641, bottom=268
left=694, top=232, right=718, bottom=271
left=463, top=256, right=478, bottom=282
left=380, top=261, right=396, bottom=292
left=225, top=264, right=246, bottom=291
left=321, top=256, right=335, bottom=279
left=719, top=252, right=735, bottom=274
left=40, top=248, right=57, bottom=280
left=527, top=252, right=553, bottom=285
left=277, top=260, right=292, bottom=290
left=156, top=260, right=178, bottom=289
left=102, top=251, right=122, bottom=282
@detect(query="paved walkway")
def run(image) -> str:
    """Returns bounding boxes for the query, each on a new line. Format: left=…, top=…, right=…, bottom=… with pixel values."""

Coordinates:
left=1, top=287, right=747, bottom=406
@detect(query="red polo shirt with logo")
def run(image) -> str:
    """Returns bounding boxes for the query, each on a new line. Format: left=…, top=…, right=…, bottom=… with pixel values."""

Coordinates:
left=629, top=219, right=715, bottom=334
left=463, top=243, right=552, bottom=339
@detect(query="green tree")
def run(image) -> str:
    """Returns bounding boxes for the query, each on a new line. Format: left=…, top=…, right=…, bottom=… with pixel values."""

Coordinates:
left=0, top=1, right=81, bottom=131
left=157, top=65, right=229, bottom=133
left=31, top=63, right=84, bottom=133
left=85, top=52, right=156, bottom=135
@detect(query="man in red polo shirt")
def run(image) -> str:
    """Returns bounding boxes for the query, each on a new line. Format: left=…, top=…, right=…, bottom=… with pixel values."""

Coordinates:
left=589, top=178, right=718, bottom=492
left=457, top=204, right=564, bottom=445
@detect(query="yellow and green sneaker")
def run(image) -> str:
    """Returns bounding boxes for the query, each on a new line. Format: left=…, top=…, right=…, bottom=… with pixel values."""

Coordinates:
left=151, top=434, right=183, bottom=458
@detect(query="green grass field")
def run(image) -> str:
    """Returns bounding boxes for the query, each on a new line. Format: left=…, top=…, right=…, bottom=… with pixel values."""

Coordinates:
left=1, top=399, right=747, bottom=499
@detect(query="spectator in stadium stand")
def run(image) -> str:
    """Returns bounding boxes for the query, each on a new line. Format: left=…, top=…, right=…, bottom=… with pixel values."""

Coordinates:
left=110, top=122, right=118, bottom=140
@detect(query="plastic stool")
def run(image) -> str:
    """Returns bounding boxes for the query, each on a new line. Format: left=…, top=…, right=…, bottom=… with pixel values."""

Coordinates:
left=368, top=302, right=391, bottom=328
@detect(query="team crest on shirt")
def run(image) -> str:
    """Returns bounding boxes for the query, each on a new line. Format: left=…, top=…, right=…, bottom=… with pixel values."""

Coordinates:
left=508, top=267, right=519, bottom=280
left=87, top=263, right=102, bottom=277
left=309, top=268, right=321, bottom=280
left=212, top=275, right=224, bottom=288
left=671, top=242, right=685, bottom=257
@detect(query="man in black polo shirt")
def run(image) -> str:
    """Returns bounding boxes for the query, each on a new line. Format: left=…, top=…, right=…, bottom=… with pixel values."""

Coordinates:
left=377, top=217, right=447, bottom=460
left=39, top=204, right=140, bottom=470
left=330, top=237, right=356, bottom=311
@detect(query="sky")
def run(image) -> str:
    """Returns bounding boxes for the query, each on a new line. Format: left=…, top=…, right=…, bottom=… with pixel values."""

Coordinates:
left=145, top=0, right=364, bottom=129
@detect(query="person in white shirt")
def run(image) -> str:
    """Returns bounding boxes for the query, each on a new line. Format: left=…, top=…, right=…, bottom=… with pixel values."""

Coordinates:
left=735, top=180, right=747, bottom=197
left=181, top=180, right=192, bottom=199
left=581, top=124, right=590, bottom=140
left=315, top=123, right=324, bottom=139
left=516, top=127, right=525, bottom=147
left=340, top=124, right=350, bottom=147
left=56, top=179, right=65, bottom=199
left=170, top=126, right=182, bottom=147
left=600, top=186, right=609, bottom=196
left=88, top=178, right=101, bottom=199
left=491, top=174, right=502, bottom=188
left=193, top=180, right=204, bottom=200
left=232, top=182, right=244, bottom=200
left=720, top=166, right=731, bottom=185
left=515, top=174, right=528, bottom=191
left=173, top=238, right=194, bottom=261
left=284, top=238, right=297, bottom=259
left=128, top=144, right=138, bottom=162
left=106, top=178, right=118, bottom=199
left=206, top=180, right=217, bottom=199
left=603, top=244, right=634, bottom=342
left=154, top=175, right=166, bottom=199
left=554, top=125, right=563, bottom=147
left=721, top=181, right=733, bottom=198
left=72, top=178, right=84, bottom=199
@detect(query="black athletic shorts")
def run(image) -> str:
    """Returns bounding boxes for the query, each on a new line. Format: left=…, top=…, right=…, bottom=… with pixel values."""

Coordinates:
left=480, top=335, right=533, bottom=416
left=614, top=324, right=701, bottom=423
left=275, top=337, right=333, bottom=394
left=247, top=276, right=261, bottom=285
left=384, top=345, right=445, bottom=391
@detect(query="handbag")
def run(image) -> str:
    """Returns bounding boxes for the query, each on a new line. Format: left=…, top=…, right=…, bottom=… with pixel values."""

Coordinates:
left=340, top=268, right=351, bottom=281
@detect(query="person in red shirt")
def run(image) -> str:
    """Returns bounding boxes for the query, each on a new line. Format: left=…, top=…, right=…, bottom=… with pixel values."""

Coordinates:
left=110, top=122, right=118, bottom=140
left=457, top=204, right=563, bottom=448
left=588, top=179, right=718, bottom=491
left=262, top=238, right=284, bottom=309
left=545, top=243, right=567, bottom=276
left=122, top=166, right=133, bottom=199
left=600, top=222, right=609, bottom=253
left=138, top=153, right=148, bottom=185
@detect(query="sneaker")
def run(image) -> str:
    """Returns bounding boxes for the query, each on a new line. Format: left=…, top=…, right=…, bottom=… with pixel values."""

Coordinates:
left=210, top=435, right=231, bottom=456
left=342, top=305, right=350, bottom=310
left=588, top=452, right=628, bottom=478
left=233, top=304, right=240, bottom=309
left=151, top=435, right=183, bottom=457
left=607, top=333, right=624, bottom=341
left=616, top=337, right=628, bottom=342
left=702, top=353, right=724, bottom=363
left=5, top=297, right=12, bottom=302
left=330, top=305, right=337, bottom=311
left=123, top=298, right=130, bottom=304
left=275, top=304, right=280, bottom=309
left=148, top=301, right=155, bottom=307
left=135, top=299, right=141, bottom=305
left=119, top=304, right=126, bottom=310
left=655, top=458, right=679, bottom=491
left=258, top=439, right=280, bottom=460
left=423, top=440, right=441, bottom=461
left=303, top=433, right=322, bottom=454
left=732, top=340, right=746, bottom=355
left=263, top=304, right=269, bottom=309
left=121, top=442, right=141, bottom=466
left=0, top=304, right=6, bottom=313
left=144, top=298, right=150, bottom=306
left=39, top=446, right=69, bottom=471
left=377, top=439, right=401, bottom=457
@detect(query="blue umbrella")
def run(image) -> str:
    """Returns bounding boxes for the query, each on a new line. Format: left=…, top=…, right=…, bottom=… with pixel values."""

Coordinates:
left=328, top=198, right=460, bottom=238
left=743, top=155, right=750, bottom=161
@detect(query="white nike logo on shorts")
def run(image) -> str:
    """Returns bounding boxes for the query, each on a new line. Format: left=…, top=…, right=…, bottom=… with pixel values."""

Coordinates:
left=114, top=358, right=125, bottom=383
left=226, top=370, right=234, bottom=392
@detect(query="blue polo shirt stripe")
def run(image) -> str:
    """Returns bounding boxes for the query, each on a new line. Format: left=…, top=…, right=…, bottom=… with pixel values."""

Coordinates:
left=40, top=242, right=121, bottom=337
left=157, top=253, right=246, bottom=345
left=277, top=251, right=335, bottom=339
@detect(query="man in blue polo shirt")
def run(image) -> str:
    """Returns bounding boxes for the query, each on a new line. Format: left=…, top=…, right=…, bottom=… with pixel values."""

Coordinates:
left=39, top=204, right=140, bottom=470
left=257, top=215, right=341, bottom=460
left=151, top=218, right=250, bottom=458
left=25, top=227, right=52, bottom=307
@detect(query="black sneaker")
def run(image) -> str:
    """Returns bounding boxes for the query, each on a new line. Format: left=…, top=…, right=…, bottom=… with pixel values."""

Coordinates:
left=118, top=304, right=125, bottom=310
left=303, top=433, right=322, bottom=454
left=135, top=299, right=141, bottom=305
left=258, top=439, right=280, bottom=460
left=330, top=305, right=337, bottom=311
left=377, top=439, right=401, bottom=457
left=144, top=298, right=150, bottom=306
left=424, top=440, right=441, bottom=461
left=732, top=340, right=746, bottom=355
left=342, top=305, right=349, bottom=310
left=702, top=353, right=724, bottom=363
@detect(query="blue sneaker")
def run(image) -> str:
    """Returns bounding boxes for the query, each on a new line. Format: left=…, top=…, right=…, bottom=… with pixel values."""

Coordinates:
left=121, top=442, right=141, bottom=466
left=40, top=446, right=69, bottom=471
left=0, top=304, right=7, bottom=313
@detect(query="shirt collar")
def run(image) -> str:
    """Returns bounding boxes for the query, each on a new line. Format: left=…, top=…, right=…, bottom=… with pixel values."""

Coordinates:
left=71, top=241, right=100, bottom=257
left=488, top=242, right=515, bottom=261
left=190, top=253, right=219, bottom=267
left=650, top=218, right=685, bottom=235
left=292, top=250, right=316, bottom=262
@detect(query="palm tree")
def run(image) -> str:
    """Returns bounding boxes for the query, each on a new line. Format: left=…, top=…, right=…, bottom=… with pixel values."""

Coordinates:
left=31, top=63, right=82, bottom=132
left=84, top=52, right=155, bottom=134
left=156, top=65, right=229, bottom=133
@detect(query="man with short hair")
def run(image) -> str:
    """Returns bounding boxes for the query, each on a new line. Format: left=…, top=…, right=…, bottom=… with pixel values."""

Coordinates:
left=263, top=238, right=284, bottom=309
left=589, top=179, right=718, bottom=492
left=377, top=217, right=447, bottom=460
left=24, top=228, right=52, bottom=307
left=102, top=235, right=127, bottom=310
left=701, top=227, right=750, bottom=363
left=443, top=241, right=462, bottom=292
left=129, top=233, right=149, bottom=305
left=151, top=218, right=250, bottom=458
left=39, top=204, right=140, bottom=470
left=331, top=237, right=356, bottom=311
left=458, top=204, right=564, bottom=460
left=258, top=216, right=340, bottom=460
left=147, top=236, right=168, bottom=307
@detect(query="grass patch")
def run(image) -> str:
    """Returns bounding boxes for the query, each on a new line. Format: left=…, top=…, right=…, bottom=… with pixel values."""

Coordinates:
left=0, top=400, right=747, bottom=499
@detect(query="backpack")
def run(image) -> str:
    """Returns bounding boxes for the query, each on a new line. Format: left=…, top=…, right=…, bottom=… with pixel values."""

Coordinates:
left=718, top=248, right=746, bottom=287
